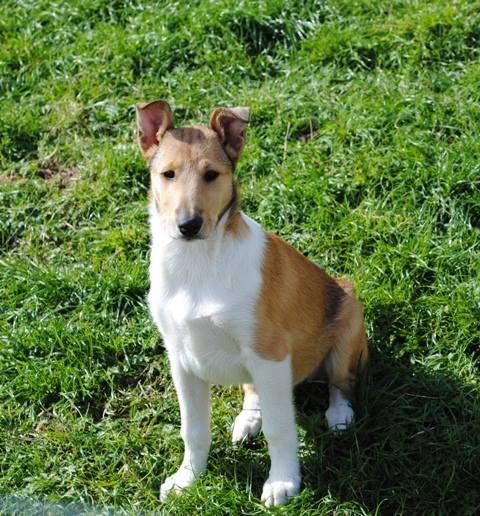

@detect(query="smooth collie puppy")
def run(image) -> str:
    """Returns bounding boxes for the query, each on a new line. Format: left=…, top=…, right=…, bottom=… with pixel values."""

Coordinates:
left=136, top=100, right=368, bottom=506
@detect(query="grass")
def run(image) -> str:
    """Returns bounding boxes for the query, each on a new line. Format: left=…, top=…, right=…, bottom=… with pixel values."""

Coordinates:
left=1, top=0, right=479, bottom=514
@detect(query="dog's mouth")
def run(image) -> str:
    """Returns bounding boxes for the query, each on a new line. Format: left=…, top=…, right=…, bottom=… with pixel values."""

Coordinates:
left=178, top=234, right=205, bottom=241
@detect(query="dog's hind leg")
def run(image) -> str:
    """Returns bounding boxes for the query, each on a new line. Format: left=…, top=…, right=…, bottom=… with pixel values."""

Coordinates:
left=232, top=383, right=262, bottom=443
left=324, top=286, right=368, bottom=431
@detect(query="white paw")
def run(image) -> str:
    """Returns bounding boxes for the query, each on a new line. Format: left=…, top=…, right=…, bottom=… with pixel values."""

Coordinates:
left=326, top=403, right=354, bottom=431
left=159, top=467, right=197, bottom=502
left=232, top=409, right=262, bottom=443
left=261, top=476, right=301, bottom=507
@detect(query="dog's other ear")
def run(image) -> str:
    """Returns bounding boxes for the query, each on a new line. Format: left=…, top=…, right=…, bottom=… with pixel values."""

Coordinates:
left=209, top=107, right=250, bottom=165
left=136, top=100, right=174, bottom=160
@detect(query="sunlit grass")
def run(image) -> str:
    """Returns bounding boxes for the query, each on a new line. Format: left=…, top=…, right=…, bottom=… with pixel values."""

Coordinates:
left=1, top=0, right=479, bottom=514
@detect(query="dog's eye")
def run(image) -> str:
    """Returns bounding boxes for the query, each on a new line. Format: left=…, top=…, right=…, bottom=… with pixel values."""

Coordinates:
left=162, top=170, right=175, bottom=180
left=204, top=170, right=219, bottom=183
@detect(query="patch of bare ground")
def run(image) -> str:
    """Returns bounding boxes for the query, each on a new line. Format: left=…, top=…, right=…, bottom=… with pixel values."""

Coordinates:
left=37, top=160, right=79, bottom=188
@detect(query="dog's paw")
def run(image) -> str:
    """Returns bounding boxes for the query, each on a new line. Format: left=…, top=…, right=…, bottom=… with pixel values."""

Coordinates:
left=261, top=476, right=301, bottom=507
left=325, top=403, right=354, bottom=431
left=232, top=409, right=262, bottom=443
left=159, top=467, right=197, bottom=502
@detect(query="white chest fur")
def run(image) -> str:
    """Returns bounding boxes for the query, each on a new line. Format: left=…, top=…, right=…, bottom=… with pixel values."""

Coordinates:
left=148, top=205, right=266, bottom=385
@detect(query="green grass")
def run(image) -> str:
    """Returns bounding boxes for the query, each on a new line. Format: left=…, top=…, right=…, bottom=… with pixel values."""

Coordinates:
left=1, top=0, right=479, bottom=514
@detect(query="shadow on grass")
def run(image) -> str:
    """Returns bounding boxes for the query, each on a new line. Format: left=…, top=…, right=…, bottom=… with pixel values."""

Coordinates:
left=292, top=302, right=480, bottom=515
left=0, top=495, right=117, bottom=515
left=206, top=303, right=479, bottom=514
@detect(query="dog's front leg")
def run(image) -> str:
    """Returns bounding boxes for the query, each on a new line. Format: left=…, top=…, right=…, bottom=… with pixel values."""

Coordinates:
left=248, top=355, right=301, bottom=506
left=160, top=355, right=211, bottom=502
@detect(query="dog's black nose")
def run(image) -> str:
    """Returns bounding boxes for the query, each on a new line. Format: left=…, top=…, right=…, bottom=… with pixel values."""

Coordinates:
left=177, top=215, right=203, bottom=238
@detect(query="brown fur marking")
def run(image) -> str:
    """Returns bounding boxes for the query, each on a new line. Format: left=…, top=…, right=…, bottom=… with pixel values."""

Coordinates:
left=255, top=234, right=368, bottom=387
left=324, top=278, right=347, bottom=325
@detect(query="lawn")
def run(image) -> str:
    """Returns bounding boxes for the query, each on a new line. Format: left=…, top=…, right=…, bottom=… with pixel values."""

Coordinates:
left=1, top=0, right=479, bottom=514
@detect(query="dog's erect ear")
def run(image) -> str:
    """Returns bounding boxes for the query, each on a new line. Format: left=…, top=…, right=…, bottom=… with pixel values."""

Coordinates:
left=209, top=107, right=250, bottom=165
left=136, top=100, right=174, bottom=160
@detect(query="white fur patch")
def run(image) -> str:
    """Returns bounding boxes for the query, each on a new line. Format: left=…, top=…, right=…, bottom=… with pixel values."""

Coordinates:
left=232, top=392, right=262, bottom=443
left=261, top=477, right=301, bottom=507
left=326, top=386, right=354, bottom=431
left=149, top=205, right=266, bottom=386
left=160, top=466, right=198, bottom=502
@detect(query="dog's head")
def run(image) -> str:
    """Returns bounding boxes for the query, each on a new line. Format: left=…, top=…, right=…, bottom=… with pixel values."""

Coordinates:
left=136, top=100, right=249, bottom=240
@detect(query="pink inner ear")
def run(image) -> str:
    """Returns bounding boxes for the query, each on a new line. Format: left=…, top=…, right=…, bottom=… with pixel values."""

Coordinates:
left=137, top=101, right=174, bottom=154
left=139, top=111, right=163, bottom=148
left=140, top=116, right=162, bottom=148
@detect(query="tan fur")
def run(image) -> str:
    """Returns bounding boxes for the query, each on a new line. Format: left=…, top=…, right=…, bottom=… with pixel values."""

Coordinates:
left=136, top=101, right=250, bottom=241
left=150, top=126, right=239, bottom=239
left=255, top=234, right=368, bottom=397
left=324, top=293, right=368, bottom=399
left=225, top=209, right=248, bottom=237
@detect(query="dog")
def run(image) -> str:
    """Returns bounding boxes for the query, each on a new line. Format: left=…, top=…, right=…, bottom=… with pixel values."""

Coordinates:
left=135, top=100, right=368, bottom=506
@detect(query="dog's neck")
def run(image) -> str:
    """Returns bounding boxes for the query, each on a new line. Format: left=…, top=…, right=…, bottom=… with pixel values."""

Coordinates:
left=150, top=206, right=256, bottom=292
left=219, top=180, right=250, bottom=238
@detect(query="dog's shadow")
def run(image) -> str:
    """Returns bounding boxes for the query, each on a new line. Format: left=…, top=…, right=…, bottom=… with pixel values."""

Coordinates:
left=211, top=302, right=480, bottom=514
